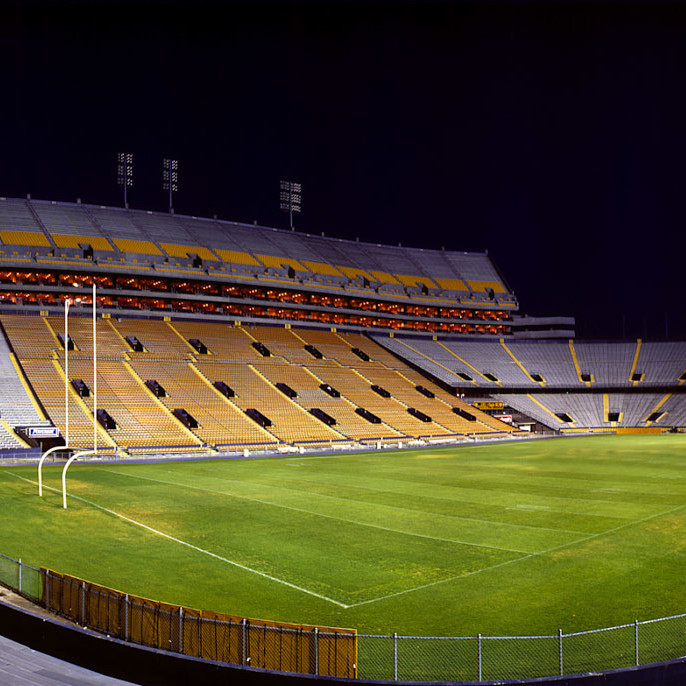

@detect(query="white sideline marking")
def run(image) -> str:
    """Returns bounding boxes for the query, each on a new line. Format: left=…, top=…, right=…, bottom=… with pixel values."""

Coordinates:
left=103, top=469, right=533, bottom=554
left=7, top=471, right=349, bottom=608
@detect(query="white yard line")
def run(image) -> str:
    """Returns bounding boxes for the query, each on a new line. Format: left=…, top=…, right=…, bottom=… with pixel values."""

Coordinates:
left=348, top=500, right=686, bottom=608
left=103, top=469, right=534, bottom=554
left=7, top=471, right=349, bottom=608
left=347, top=555, right=534, bottom=608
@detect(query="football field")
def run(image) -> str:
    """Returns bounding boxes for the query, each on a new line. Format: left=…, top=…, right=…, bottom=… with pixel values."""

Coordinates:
left=1, top=434, right=686, bottom=640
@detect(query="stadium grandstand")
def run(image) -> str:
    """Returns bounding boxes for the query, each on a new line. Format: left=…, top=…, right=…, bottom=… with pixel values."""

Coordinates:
left=0, top=195, right=683, bottom=456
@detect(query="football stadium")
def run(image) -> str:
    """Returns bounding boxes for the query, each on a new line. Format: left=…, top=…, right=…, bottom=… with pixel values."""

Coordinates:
left=0, top=195, right=685, bottom=685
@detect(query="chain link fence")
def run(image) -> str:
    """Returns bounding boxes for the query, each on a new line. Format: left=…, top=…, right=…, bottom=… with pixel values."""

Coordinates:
left=0, top=552, right=42, bottom=601
left=357, top=621, right=686, bottom=681
left=1, top=551, right=686, bottom=681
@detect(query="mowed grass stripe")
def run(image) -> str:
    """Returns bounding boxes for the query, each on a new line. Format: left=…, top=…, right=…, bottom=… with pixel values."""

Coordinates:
left=284, top=438, right=686, bottom=490
left=70, top=465, right=681, bottom=611
left=191, top=470, right=632, bottom=535
left=188, top=467, right=590, bottom=534
left=228, top=469, right=663, bottom=520
left=99, top=468, right=540, bottom=553
left=349, top=499, right=686, bottom=609
left=146, top=467, right=591, bottom=546
left=0, top=471, right=369, bottom=623
left=42, top=467, right=520, bottom=605
left=320, top=468, right=683, bottom=510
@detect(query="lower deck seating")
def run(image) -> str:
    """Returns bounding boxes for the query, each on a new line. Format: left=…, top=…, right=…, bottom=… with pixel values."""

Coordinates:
left=194, top=360, right=347, bottom=444
left=19, top=359, right=95, bottom=449
left=494, top=392, right=686, bottom=430
left=128, top=358, right=278, bottom=447
left=66, top=358, right=204, bottom=450
left=252, top=360, right=403, bottom=440
left=0, top=316, right=521, bottom=451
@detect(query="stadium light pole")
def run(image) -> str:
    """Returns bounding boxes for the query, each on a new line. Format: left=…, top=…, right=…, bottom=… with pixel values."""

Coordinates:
left=279, top=180, right=301, bottom=230
left=117, top=153, right=133, bottom=209
left=163, top=158, right=178, bottom=215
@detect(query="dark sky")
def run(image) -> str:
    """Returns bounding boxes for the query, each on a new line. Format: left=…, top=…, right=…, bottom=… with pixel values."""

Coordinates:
left=2, top=1, right=686, bottom=339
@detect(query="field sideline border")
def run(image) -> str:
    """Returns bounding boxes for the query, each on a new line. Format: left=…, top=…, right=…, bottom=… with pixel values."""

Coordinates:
left=3, top=433, right=686, bottom=685
left=0, top=431, right=601, bottom=469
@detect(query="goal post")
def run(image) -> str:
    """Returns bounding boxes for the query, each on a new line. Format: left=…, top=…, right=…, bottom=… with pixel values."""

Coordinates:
left=61, top=449, right=98, bottom=509
left=38, top=445, right=76, bottom=497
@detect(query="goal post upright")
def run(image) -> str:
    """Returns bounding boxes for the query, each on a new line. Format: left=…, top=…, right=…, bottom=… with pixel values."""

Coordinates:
left=62, top=449, right=97, bottom=509
left=38, top=445, right=75, bottom=497
left=93, top=283, right=97, bottom=454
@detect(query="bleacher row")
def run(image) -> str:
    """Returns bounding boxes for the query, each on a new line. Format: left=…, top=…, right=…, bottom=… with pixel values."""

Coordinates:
left=0, top=198, right=513, bottom=305
left=0, top=316, right=515, bottom=452
left=372, top=336, right=686, bottom=388
left=495, top=393, right=686, bottom=431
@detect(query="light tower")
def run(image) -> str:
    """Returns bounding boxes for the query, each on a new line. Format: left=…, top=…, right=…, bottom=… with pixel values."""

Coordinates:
left=279, top=180, right=301, bottom=230
left=163, top=158, right=179, bottom=214
left=116, top=153, right=133, bottom=208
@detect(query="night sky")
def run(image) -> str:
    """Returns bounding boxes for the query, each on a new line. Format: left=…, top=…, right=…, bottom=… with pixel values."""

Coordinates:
left=2, top=1, right=686, bottom=339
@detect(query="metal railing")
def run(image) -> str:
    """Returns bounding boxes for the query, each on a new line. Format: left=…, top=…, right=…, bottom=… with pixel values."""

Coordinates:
left=0, top=552, right=685, bottom=682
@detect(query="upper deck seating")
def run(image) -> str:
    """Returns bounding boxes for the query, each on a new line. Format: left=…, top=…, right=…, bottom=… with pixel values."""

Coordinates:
left=32, top=202, right=95, bottom=235
left=0, top=199, right=41, bottom=231
left=0, top=198, right=514, bottom=305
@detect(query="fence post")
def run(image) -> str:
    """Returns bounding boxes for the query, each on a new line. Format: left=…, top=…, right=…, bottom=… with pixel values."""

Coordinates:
left=393, top=632, right=398, bottom=681
left=179, top=607, right=184, bottom=654
left=123, top=594, right=129, bottom=641
left=17, top=558, right=21, bottom=593
left=634, top=619, right=639, bottom=666
left=44, top=569, right=49, bottom=609
left=314, top=627, right=319, bottom=675
left=81, top=581, right=86, bottom=626
left=558, top=629, right=563, bottom=676
left=478, top=633, right=482, bottom=682
left=241, top=617, right=248, bottom=665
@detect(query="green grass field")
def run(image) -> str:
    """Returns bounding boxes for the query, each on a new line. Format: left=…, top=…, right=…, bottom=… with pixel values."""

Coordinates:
left=2, top=434, right=686, bottom=645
